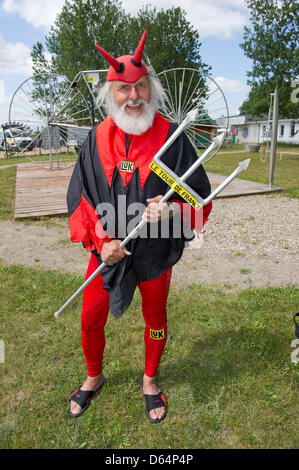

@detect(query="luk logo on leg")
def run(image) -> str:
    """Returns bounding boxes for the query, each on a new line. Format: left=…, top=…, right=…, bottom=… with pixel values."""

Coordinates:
left=150, top=328, right=165, bottom=340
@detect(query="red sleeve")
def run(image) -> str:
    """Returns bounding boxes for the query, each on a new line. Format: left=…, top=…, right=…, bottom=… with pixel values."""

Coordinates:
left=170, top=199, right=212, bottom=237
left=68, top=193, right=112, bottom=254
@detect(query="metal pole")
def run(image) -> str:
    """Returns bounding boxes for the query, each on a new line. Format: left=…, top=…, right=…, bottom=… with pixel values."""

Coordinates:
left=269, top=87, right=279, bottom=188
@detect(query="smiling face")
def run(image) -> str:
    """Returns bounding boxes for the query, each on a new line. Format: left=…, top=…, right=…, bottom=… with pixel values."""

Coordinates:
left=110, top=76, right=151, bottom=118
left=101, top=75, right=163, bottom=135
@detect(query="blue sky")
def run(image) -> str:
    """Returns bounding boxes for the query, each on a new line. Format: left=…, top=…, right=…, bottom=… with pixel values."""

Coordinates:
left=0, top=0, right=253, bottom=124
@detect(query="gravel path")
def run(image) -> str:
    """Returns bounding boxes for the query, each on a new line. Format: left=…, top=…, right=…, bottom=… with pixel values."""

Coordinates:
left=0, top=193, right=298, bottom=291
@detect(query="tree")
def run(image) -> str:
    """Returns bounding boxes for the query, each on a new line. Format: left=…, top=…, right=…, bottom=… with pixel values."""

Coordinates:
left=128, top=5, right=211, bottom=116
left=128, top=5, right=210, bottom=74
left=45, top=0, right=129, bottom=78
left=31, top=0, right=210, bottom=123
left=240, top=0, right=299, bottom=117
left=32, top=0, right=130, bottom=123
left=31, top=41, right=54, bottom=75
left=32, top=0, right=209, bottom=83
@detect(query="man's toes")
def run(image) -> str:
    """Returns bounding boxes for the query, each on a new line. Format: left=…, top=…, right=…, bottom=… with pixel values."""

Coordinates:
left=150, top=407, right=165, bottom=421
left=70, top=401, right=81, bottom=415
left=150, top=409, right=159, bottom=420
left=157, top=407, right=165, bottom=419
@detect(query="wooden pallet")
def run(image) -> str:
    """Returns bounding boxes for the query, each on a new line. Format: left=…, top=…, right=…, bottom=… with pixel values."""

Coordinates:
left=207, top=172, right=282, bottom=198
left=279, top=151, right=299, bottom=160
left=14, top=163, right=283, bottom=220
left=14, top=163, right=73, bottom=219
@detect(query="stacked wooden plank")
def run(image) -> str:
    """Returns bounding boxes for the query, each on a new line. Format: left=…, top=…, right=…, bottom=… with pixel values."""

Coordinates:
left=13, top=162, right=282, bottom=220
left=14, top=163, right=73, bottom=219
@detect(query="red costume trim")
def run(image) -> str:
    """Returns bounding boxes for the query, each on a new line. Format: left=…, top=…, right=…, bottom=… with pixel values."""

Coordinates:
left=68, top=193, right=111, bottom=253
left=171, top=200, right=213, bottom=235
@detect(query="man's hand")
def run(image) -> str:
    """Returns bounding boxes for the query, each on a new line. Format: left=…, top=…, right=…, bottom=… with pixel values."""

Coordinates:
left=142, top=195, right=179, bottom=223
left=101, top=239, right=131, bottom=266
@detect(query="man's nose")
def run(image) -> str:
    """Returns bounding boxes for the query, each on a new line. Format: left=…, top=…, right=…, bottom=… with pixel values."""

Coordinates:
left=129, top=86, right=138, bottom=101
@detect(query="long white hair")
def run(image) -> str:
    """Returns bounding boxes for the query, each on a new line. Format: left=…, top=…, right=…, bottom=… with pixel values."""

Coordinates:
left=96, top=75, right=166, bottom=135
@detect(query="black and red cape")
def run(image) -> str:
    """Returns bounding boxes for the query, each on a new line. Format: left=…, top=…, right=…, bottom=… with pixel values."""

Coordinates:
left=67, top=113, right=212, bottom=318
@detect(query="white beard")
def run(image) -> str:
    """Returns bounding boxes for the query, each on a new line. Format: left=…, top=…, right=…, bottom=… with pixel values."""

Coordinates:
left=109, top=98, right=157, bottom=135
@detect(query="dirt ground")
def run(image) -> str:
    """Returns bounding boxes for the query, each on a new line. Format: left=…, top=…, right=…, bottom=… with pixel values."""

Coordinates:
left=0, top=192, right=298, bottom=292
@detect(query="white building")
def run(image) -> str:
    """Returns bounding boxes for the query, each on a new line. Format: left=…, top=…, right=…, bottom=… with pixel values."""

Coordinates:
left=217, top=115, right=299, bottom=145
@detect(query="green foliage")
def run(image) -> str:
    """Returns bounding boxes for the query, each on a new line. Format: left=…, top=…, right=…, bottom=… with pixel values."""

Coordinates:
left=240, top=0, right=299, bottom=117
left=45, top=0, right=129, bottom=79
left=31, top=41, right=54, bottom=75
left=30, top=0, right=209, bottom=127
left=240, top=82, right=299, bottom=118
left=128, top=5, right=210, bottom=75
left=31, top=0, right=209, bottom=81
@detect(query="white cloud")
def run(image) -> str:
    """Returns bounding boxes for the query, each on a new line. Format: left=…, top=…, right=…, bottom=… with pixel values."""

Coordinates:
left=0, top=33, right=33, bottom=76
left=2, top=0, right=65, bottom=29
left=215, top=76, right=249, bottom=93
left=122, top=0, right=249, bottom=39
left=2, top=0, right=249, bottom=39
left=213, top=76, right=249, bottom=115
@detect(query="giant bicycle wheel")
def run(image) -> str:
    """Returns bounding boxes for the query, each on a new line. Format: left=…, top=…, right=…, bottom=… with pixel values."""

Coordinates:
left=157, top=68, right=229, bottom=162
left=9, top=73, right=93, bottom=170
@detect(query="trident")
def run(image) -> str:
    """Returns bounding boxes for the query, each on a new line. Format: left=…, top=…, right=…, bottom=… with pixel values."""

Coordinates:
left=54, top=108, right=250, bottom=318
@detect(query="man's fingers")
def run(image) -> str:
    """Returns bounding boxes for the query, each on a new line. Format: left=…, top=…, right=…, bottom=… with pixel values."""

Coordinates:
left=142, top=211, right=160, bottom=223
left=114, top=240, right=131, bottom=256
left=102, top=239, right=131, bottom=265
left=146, top=195, right=163, bottom=204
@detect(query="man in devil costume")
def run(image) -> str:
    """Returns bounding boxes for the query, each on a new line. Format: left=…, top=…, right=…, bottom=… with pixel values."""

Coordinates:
left=67, top=31, right=212, bottom=423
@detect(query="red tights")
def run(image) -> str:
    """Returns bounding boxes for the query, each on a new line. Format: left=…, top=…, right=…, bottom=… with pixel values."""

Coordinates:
left=81, top=254, right=172, bottom=378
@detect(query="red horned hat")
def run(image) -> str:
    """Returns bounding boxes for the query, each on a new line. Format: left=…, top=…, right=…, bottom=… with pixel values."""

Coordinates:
left=96, top=31, right=149, bottom=83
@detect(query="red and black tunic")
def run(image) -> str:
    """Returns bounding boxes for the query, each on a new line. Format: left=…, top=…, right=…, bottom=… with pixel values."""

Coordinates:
left=67, top=112, right=212, bottom=318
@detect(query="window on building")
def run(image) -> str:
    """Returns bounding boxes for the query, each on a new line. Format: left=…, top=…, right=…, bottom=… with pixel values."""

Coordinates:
left=290, top=123, right=296, bottom=137
left=280, top=125, right=284, bottom=136
left=262, top=126, right=267, bottom=137
left=242, top=126, right=248, bottom=138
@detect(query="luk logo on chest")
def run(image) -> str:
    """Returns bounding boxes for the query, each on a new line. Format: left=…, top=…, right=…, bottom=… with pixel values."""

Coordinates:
left=120, top=161, right=135, bottom=173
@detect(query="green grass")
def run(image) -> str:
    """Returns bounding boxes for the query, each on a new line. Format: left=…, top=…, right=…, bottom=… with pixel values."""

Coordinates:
left=0, top=155, right=28, bottom=166
left=0, top=166, right=16, bottom=220
left=0, top=262, right=298, bottom=449
left=0, top=152, right=77, bottom=166
left=205, top=144, right=299, bottom=198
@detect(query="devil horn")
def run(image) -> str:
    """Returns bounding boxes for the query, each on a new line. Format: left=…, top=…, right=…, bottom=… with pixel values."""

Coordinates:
left=95, top=45, right=121, bottom=71
left=133, top=30, right=147, bottom=64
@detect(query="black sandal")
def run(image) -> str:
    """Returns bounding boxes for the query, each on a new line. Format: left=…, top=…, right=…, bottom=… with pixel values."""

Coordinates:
left=139, top=382, right=167, bottom=424
left=68, top=381, right=105, bottom=418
